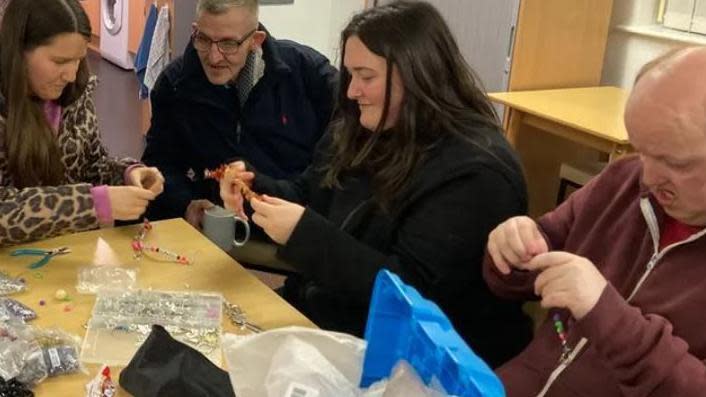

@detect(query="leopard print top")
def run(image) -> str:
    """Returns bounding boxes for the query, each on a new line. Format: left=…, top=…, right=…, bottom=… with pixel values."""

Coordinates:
left=0, top=76, right=139, bottom=246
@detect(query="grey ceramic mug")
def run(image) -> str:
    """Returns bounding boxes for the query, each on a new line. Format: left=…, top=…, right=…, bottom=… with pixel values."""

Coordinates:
left=202, top=206, right=250, bottom=251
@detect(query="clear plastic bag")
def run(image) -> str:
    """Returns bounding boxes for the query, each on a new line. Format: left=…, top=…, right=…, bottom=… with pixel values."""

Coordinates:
left=31, top=327, right=85, bottom=379
left=76, top=266, right=138, bottom=294
left=0, top=321, right=35, bottom=381
left=265, top=335, right=360, bottom=397
left=17, top=341, right=50, bottom=385
left=0, top=271, right=26, bottom=296
left=81, top=289, right=223, bottom=366
left=223, top=326, right=366, bottom=397
left=0, top=322, right=85, bottom=385
left=363, top=361, right=454, bottom=397
left=0, top=298, right=37, bottom=322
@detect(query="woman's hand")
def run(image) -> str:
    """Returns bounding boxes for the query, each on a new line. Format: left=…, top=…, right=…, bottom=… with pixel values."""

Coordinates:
left=107, top=186, right=156, bottom=220
left=127, top=166, right=164, bottom=195
left=185, top=199, right=215, bottom=229
left=250, top=195, right=305, bottom=245
left=219, top=161, right=255, bottom=220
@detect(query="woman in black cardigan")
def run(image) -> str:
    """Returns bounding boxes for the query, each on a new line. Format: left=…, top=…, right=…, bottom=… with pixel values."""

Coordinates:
left=221, top=0, right=532, bottom=367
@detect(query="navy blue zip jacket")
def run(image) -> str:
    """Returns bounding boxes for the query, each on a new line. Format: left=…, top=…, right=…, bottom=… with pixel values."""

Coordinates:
left=141, top=28, right=338, bottom=219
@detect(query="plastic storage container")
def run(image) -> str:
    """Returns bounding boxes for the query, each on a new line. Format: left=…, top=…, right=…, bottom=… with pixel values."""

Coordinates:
left=81, top=290, right=223, bottom=366
left=361, top=270, right=505, bottom=397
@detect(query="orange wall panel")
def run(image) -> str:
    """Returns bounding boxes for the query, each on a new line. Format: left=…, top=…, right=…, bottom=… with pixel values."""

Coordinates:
left=128, top=0, right=146, bottom=54
left=128, top=0, right=175, bottom=54
left=81, top=0, right=101, bottom=39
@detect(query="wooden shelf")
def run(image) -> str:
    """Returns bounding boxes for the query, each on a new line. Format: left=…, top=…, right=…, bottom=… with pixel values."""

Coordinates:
left=615, top=24, right=706, bottom=45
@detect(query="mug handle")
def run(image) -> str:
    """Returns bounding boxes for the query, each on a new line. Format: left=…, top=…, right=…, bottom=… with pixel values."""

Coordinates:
left=232, top=216, right=250, bottom=247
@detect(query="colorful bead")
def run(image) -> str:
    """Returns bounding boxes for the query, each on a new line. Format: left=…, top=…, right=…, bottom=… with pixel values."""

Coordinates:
left=55, top=289, right=68, bottom=301
left=132, top=220, right=191, bottom=265
left=553, top=313, right=571, bottom=362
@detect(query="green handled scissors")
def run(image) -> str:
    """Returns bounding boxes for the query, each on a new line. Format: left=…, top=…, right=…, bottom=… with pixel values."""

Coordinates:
left=10, top=246, right=71, bottom=269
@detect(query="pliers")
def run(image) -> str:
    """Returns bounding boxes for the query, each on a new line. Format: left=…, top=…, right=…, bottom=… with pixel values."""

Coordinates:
left=10, top=246, right=71, bottom=269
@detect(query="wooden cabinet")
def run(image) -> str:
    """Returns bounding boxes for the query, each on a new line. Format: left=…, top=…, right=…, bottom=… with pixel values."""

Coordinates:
left=379, top=0, right=613, bottom=119
left=508, top=0, right=614, bottom=91
left=503, top=1, right=616, bottom=216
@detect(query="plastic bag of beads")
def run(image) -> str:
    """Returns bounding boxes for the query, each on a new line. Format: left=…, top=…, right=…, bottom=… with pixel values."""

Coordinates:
left=76, top=266, right=138, bottom=295
left=0, top=376, right=34, bottom=397
left=7, top=325, right=85, bottom=385
left=0, top=298, right=37, bottom=322
left=0, top=271, right=26, bottom=296
left=31, top=327, right=85, bottom=378
left=0, top=300, right=11, bottom=322
left=16, top=343, right=49, bottom=386
left=0, top=334, right=27, bottom=381
left=0, top=321, right=43, bottom=383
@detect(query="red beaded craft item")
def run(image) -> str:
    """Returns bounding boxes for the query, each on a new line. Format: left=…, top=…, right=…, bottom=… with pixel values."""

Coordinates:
left=204, top=164, right=262, bottom=201
left=131, top=220, right=191, bottom=265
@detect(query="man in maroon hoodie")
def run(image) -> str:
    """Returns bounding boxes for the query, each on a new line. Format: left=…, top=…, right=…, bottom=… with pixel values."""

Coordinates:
left=483, top=47, right=706, bottom=397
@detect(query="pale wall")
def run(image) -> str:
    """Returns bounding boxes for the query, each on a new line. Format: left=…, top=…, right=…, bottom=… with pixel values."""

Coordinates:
left=261, top=0, right=688, bottom=89
left=258, top=0, right=366, bottom=63
left=601, top=0, right=685, bottom=88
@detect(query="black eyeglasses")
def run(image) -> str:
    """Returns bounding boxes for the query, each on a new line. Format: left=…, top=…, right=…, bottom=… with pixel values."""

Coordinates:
left=191, top=28, right=257, bottom=55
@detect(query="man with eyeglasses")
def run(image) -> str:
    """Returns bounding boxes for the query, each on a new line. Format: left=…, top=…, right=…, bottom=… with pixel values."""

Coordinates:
left=142, top=0, right=337, bottom=226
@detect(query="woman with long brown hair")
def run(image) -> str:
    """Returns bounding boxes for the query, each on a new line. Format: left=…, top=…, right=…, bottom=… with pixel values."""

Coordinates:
left=221, top=0, right=532, bottom=367
left=0, top=0, right=164, bottom=246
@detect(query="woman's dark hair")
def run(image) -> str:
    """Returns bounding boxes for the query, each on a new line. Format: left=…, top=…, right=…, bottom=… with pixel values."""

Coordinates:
left=0, top=0, right=91, bottom=187
left=323, top=0, right=500, bottom=208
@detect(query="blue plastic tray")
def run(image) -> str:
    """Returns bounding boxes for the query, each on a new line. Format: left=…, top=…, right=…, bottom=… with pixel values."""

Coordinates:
left=361, top=270, right=505, bottom=397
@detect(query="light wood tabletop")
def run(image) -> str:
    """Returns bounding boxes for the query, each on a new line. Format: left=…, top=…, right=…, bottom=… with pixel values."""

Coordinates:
left=489, top=86, right=633, bottom=216
left=0, top=218, right=314, bottom=396
left=489, top=86, right=630, bottom=146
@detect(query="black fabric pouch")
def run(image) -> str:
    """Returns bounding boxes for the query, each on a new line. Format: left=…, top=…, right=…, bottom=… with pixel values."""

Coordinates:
left=119, top=324, right=236, bottom=397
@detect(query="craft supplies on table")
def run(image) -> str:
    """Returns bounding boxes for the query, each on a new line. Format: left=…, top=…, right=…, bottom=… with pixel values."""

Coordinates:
left=76, top=266, right=138, bottom=294
left=132, top=220, right=192, bottom=265
left=80, top=289, right=223, bottom=366
left=10, top=247, right=71, bottom=269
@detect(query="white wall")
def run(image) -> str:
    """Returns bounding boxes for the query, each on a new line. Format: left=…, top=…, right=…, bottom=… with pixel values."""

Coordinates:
left=259, top=0, right=366, bottom=64
left=601, top=0, right=683, bottom=88
left=326, top=0, right=368, bottom=66
left=260, top=0, right=688, bottom=89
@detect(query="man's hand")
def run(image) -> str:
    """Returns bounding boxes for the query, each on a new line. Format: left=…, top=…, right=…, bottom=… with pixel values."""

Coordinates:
left=487, top=216, right=549, bottom=274
left=185, top=199, right=215, bottom=229
left=107, top=186, right=157, bottom=220
left=526, top=251, right=608, bottom=319
left=219, top=161, right=255, bottom=220
left=127, top=166, right=165, bottom=195
left=250, top=195, right=305, bottom=245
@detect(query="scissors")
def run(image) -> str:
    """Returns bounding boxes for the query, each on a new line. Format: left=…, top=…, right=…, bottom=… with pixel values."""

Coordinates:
left=10, top=246, right=71, bottom=269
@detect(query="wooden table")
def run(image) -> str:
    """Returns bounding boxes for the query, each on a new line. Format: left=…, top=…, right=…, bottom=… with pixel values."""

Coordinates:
left=0, top=218, right=314, bottom=396
left=228, top=239, right=297, bottom=275
left=489, top=86, right=632, bottom=216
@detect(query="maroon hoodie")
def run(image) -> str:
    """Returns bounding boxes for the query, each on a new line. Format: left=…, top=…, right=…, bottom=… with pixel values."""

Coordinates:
left=484, top=156, right=706, bottom=397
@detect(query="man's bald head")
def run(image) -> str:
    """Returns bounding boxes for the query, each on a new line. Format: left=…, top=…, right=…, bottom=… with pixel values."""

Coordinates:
left=625, top=47, right=706, bottom=225
left=628, top=47, right=706, bottom=134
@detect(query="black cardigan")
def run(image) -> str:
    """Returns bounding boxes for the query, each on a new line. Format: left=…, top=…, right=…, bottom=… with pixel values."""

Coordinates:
left=254, top=126, right=533, bottom=367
